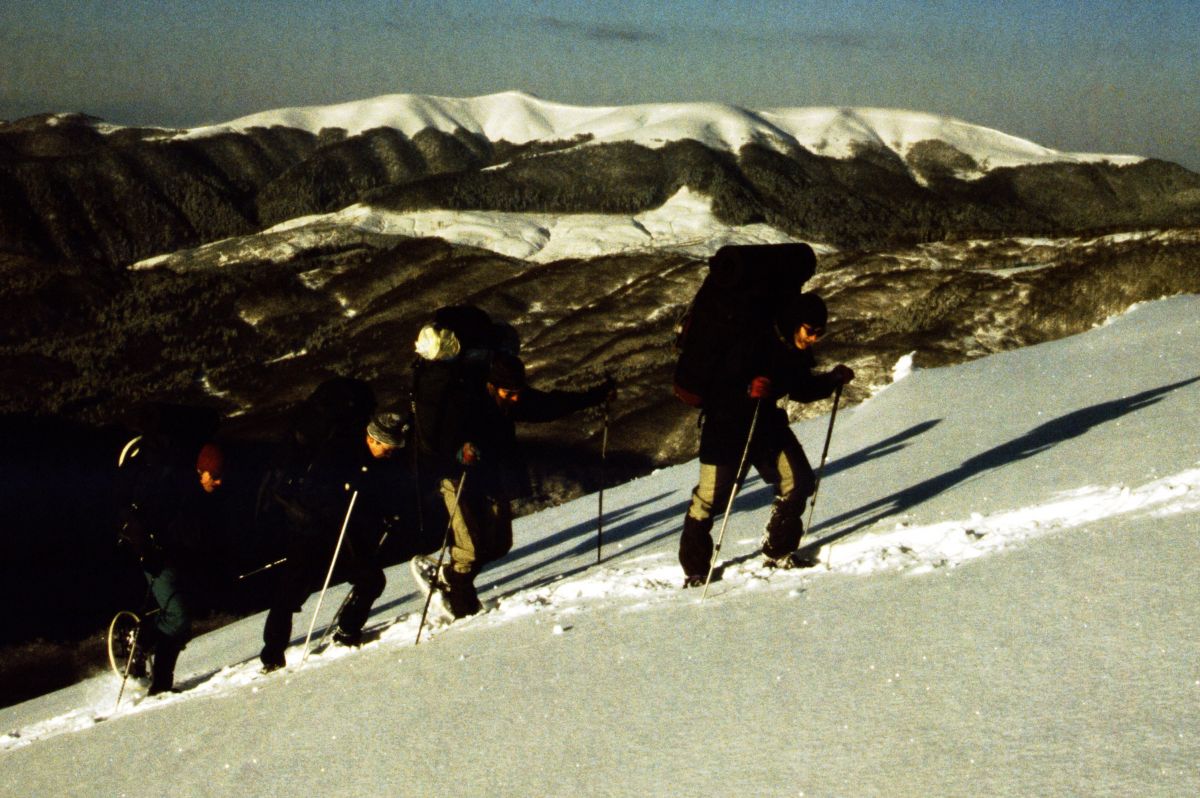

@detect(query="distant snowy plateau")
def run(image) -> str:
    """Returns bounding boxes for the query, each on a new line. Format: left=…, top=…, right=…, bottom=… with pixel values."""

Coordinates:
left=138, top=91, right=1147, bottom=266
left=188, top=91, right=1141, bottom=172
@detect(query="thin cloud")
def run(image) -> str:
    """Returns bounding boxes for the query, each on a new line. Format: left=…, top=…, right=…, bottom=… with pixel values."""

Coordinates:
left=738, top=27, right=882, bottom=51
left=801, top=31, right=877, bottom=49
left=539, top=16, right=661, bottom=44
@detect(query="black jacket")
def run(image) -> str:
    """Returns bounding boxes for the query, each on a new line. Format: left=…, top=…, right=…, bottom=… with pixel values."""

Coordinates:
left=119, top=462, right=225, bottom=576
left=412, top=358, right=606, bottom=499
left=698, top=323, right=839, bottom=463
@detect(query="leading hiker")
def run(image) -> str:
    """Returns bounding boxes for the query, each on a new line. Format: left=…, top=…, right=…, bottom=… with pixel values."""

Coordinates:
left=673, top=245, right=854, bottom=587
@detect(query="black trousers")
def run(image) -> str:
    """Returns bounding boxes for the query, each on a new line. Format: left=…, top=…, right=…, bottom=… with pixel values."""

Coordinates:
left=261, top=530, right=385, bottom=661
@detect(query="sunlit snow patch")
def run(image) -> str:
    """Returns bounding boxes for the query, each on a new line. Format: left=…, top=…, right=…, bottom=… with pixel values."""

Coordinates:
left=891, top=352, right=915, bottom=382
left=824, top=467, right=1200, bottom=576
left=330, top=187, right=805, bottom=262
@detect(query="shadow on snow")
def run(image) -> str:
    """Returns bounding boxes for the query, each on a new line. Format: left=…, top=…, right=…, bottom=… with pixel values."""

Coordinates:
left=806, top=376, right=1200, bottom=550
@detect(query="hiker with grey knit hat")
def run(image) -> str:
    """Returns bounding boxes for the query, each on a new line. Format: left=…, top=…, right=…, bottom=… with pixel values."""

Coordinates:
left=411, top=313, right=614, bottom=619
left=322, top=409, right=417, bottom=646
left=259, top=404, right=420, bottom=668
left=677, top=290, right=854, bottom=586
left=366, top=410, right=409, bottom=458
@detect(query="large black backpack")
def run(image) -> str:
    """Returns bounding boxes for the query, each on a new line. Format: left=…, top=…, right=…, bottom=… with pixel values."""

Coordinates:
left=673, top=243, right=816, bottom=407
left=431, top=305, right=495, bottom=352
left=254, top=378, right=375, bottom=533
left=291, top=377, right=376, bottom=452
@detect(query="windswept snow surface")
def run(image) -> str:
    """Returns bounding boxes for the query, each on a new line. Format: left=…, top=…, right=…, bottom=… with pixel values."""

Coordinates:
left=183, top=91, right=1142, bottom=172
left=3, top=296, right=1197, bottom=797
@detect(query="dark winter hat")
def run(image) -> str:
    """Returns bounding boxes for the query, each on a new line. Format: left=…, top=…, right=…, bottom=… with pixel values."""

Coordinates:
left=488, top=352, right=527, bottom=390
left=195, top=443, right=224, bottom=478
left=367, top=411, right=409, bottom=448
left=780, top=292, right=828, bottom=333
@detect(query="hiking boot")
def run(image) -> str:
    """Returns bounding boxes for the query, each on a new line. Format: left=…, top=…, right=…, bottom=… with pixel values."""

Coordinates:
left=259, top=650, right=286, bottom=673
left=441, top=568, right=484, bottom=618
left=682, top=574, right=707, bottom=589
left=762, top=548, right=820, bottom=570
left=332, top=627, right=363, bottom=648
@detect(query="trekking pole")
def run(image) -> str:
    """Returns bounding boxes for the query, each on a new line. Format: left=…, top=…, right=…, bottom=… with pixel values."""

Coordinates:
left=805, top=383, right=843, bottom=533
left=300, top=490, right=358, bottom=664
left=237, top=557, right=287, bottom=581
left=114, top=628, right=141, bottom=712
left=805, top=385, right=844, bottom=571
left=415, top=471, right=467, bottom=646
left=700, top=399, right=762, bottom=601
left=597, top=401, right=610, bottom=564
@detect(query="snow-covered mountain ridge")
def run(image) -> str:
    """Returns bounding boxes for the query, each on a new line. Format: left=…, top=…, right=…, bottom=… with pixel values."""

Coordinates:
left=8, top=90, right=1193, bottom=277
left=184, top=90, right=1143, bottom=176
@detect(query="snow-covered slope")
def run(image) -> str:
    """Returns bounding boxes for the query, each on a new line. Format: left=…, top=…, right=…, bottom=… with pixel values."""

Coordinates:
left=2, top=296, right=1197, bottom=797
left=183, top=90, right=1143, bottom=172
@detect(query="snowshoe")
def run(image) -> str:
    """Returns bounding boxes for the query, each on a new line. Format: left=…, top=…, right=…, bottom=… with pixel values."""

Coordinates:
left=410, top=555, right=483, bottom=621
left=409, top=555, right=445, bottom=595
left=762, top=547, right=820, bottom=570
left=411, top=555, right=454, bottom=625
left=425, top=590, right=455, bottom=625
left=107, top=610, right=149, bottom=680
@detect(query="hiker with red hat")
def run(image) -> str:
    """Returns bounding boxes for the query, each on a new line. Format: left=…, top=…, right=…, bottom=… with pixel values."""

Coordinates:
left=117, top=438, right=231, bottom=694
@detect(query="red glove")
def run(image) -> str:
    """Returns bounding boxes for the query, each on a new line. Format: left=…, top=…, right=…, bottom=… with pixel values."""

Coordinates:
left=457, top=442, right=481, bottom=466
left=748, top=376, right=772, bottom=399
left=830, top=365, right=855, bottom=385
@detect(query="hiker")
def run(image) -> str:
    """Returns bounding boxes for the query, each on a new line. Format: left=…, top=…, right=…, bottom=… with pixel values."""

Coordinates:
left=411, top=310, right=613, bottom=619
left=257, top=380, right=393, bottom=670
left=325, top=409, right=418, bottom=647
left=118, top=441, right=229, bottom=694
left=674, top=245, right=854, bottom=587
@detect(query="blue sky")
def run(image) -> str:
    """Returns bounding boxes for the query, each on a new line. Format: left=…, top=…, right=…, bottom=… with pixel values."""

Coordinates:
left=2, top=0, right=1196, bottom=169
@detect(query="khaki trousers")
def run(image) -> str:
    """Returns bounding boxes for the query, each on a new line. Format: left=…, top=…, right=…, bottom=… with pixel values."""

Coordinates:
left=440, top=477, right=513, bottom=576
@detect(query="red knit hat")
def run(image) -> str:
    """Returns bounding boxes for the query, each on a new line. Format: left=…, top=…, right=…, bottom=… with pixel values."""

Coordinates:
left=196, top=443, right=224, bottom=478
